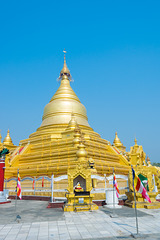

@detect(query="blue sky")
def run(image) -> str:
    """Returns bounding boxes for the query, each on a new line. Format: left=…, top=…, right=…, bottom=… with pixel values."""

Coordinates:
left=0, top=1, right=160, bottom=163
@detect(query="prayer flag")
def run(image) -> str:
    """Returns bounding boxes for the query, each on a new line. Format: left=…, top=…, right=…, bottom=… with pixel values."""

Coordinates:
left=42, top=177, right=44, bottom=187
left=113, top=173, right=120, bottom=198
left=132, top=168, right=151, bottom=203
left=32, top=179, right=35, bottom=190
left=17, top=173, right=22, bottom=199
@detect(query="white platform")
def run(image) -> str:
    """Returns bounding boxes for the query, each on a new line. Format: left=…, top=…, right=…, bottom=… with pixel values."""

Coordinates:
left=0, top=190, right=9, bottom=203
left=105, top=188, right=122, bottom=208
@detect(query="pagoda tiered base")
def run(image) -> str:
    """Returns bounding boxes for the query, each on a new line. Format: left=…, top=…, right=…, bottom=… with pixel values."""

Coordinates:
left=125, top=191, right=160, bottom=209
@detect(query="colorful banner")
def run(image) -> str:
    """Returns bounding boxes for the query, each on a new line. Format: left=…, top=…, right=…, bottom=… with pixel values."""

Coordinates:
left=17, top=173, right=22, bottom=199
left=132, top=168, right=151, bottom=203
left=113, top=173, right=120, bottom=198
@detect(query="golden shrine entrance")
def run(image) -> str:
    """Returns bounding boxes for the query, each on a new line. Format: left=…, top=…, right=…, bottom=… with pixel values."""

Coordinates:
left=64, top=143, right=98, bottom=211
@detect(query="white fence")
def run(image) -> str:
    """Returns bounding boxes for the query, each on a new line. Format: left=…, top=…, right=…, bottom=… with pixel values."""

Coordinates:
left=91, top=174, right=129, bottom=193
left=4, top=174, right=129, bottom=202
left=4, top=175, right=68, bottom=202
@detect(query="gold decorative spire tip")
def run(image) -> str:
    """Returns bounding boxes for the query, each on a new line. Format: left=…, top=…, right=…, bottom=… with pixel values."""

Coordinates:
left=63, top=49, right=66, bottom=62
left=134, top=137, right=137, bottom=144
left=59, top=49, right=72, bottom=81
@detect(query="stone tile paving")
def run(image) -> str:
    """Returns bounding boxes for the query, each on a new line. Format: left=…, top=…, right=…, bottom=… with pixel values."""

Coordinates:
left=0, top=201, right=160, bottom=239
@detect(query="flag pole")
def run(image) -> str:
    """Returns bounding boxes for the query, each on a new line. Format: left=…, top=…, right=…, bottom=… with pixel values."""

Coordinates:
left=15, top=168, right=19, bottom=212
left=104, top=174, right=106, bottom=192
left=112, top=168, right=116, bottom=217
left=113, top=168, right=115, bottom=210
left=51, top=174, right=54, bottom=203
left=131, top=166, right=139, bottom=235
left=110, top=168, right=118, bottom=218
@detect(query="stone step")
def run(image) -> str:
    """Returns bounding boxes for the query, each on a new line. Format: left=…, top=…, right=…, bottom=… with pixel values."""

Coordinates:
left=144, top=203, right=160, bottom=209
left=74, top=205, right=90, bottom=211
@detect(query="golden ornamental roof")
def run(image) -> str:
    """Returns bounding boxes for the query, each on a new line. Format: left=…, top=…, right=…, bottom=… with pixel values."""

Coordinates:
left=3, top=129, right=14, bottom=146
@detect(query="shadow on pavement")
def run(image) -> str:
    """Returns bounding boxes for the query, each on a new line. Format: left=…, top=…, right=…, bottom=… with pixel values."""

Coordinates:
left=0, top=200, right=64, bottom=224
left=100, top=206, right=152, bottom=218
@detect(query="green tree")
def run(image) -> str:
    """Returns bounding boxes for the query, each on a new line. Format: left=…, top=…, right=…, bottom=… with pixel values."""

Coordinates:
left=152, top=162, right=160, bottom=167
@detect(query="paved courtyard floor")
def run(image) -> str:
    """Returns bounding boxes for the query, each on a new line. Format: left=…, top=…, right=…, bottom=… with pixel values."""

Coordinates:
left=0, top=200, right=160, bottom=239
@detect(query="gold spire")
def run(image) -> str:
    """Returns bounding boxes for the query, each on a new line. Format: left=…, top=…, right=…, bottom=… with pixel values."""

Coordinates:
left=113, top=132, right=122, bottom=147
left=3, top=129, right=14, bottom=146
left=134, top=138, right=138, bottom=146
left=146, top=155, right=150, bottom=161
left=0, top=130, right=2, bottom=143
left=113, top=132, right=126, bottom=152
left=146, top=155, right=151, bottom=164
left=59, top=49, right=71, bottom=80
left=146, top=155, right=151, bottom=166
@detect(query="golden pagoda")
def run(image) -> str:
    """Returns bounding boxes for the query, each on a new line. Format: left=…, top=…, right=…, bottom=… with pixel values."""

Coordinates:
left=0, top=129, right=16, bottom=151
left=3, top=130, right=13, bottom=147
left=4, top=53, right=160, bottom=203
left=4, top=54, right=130, bottom=198
left=113, top=132, right=126, bottom=152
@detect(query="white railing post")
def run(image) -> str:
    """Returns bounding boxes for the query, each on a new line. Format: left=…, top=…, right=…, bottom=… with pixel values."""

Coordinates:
left=34, top=177, right=36, bottom=196
left=104, top=174, right=106, bottom=191
left=51, top=174, right=54, bottom=203
left=152, top=174, right=157, bottom=192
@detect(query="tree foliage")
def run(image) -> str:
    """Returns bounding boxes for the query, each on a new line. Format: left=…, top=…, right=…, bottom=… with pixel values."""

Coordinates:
left=152, top=162, right=160, bottom=167
left=0, top=148, right=9, bottom=157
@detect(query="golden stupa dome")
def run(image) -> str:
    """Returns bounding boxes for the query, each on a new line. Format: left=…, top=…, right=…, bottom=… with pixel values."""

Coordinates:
left=113, top=132, right=122, bottom=147
left=40, top=55, right=90, bottom=129
left=3, top=129, right=14, bottom=146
